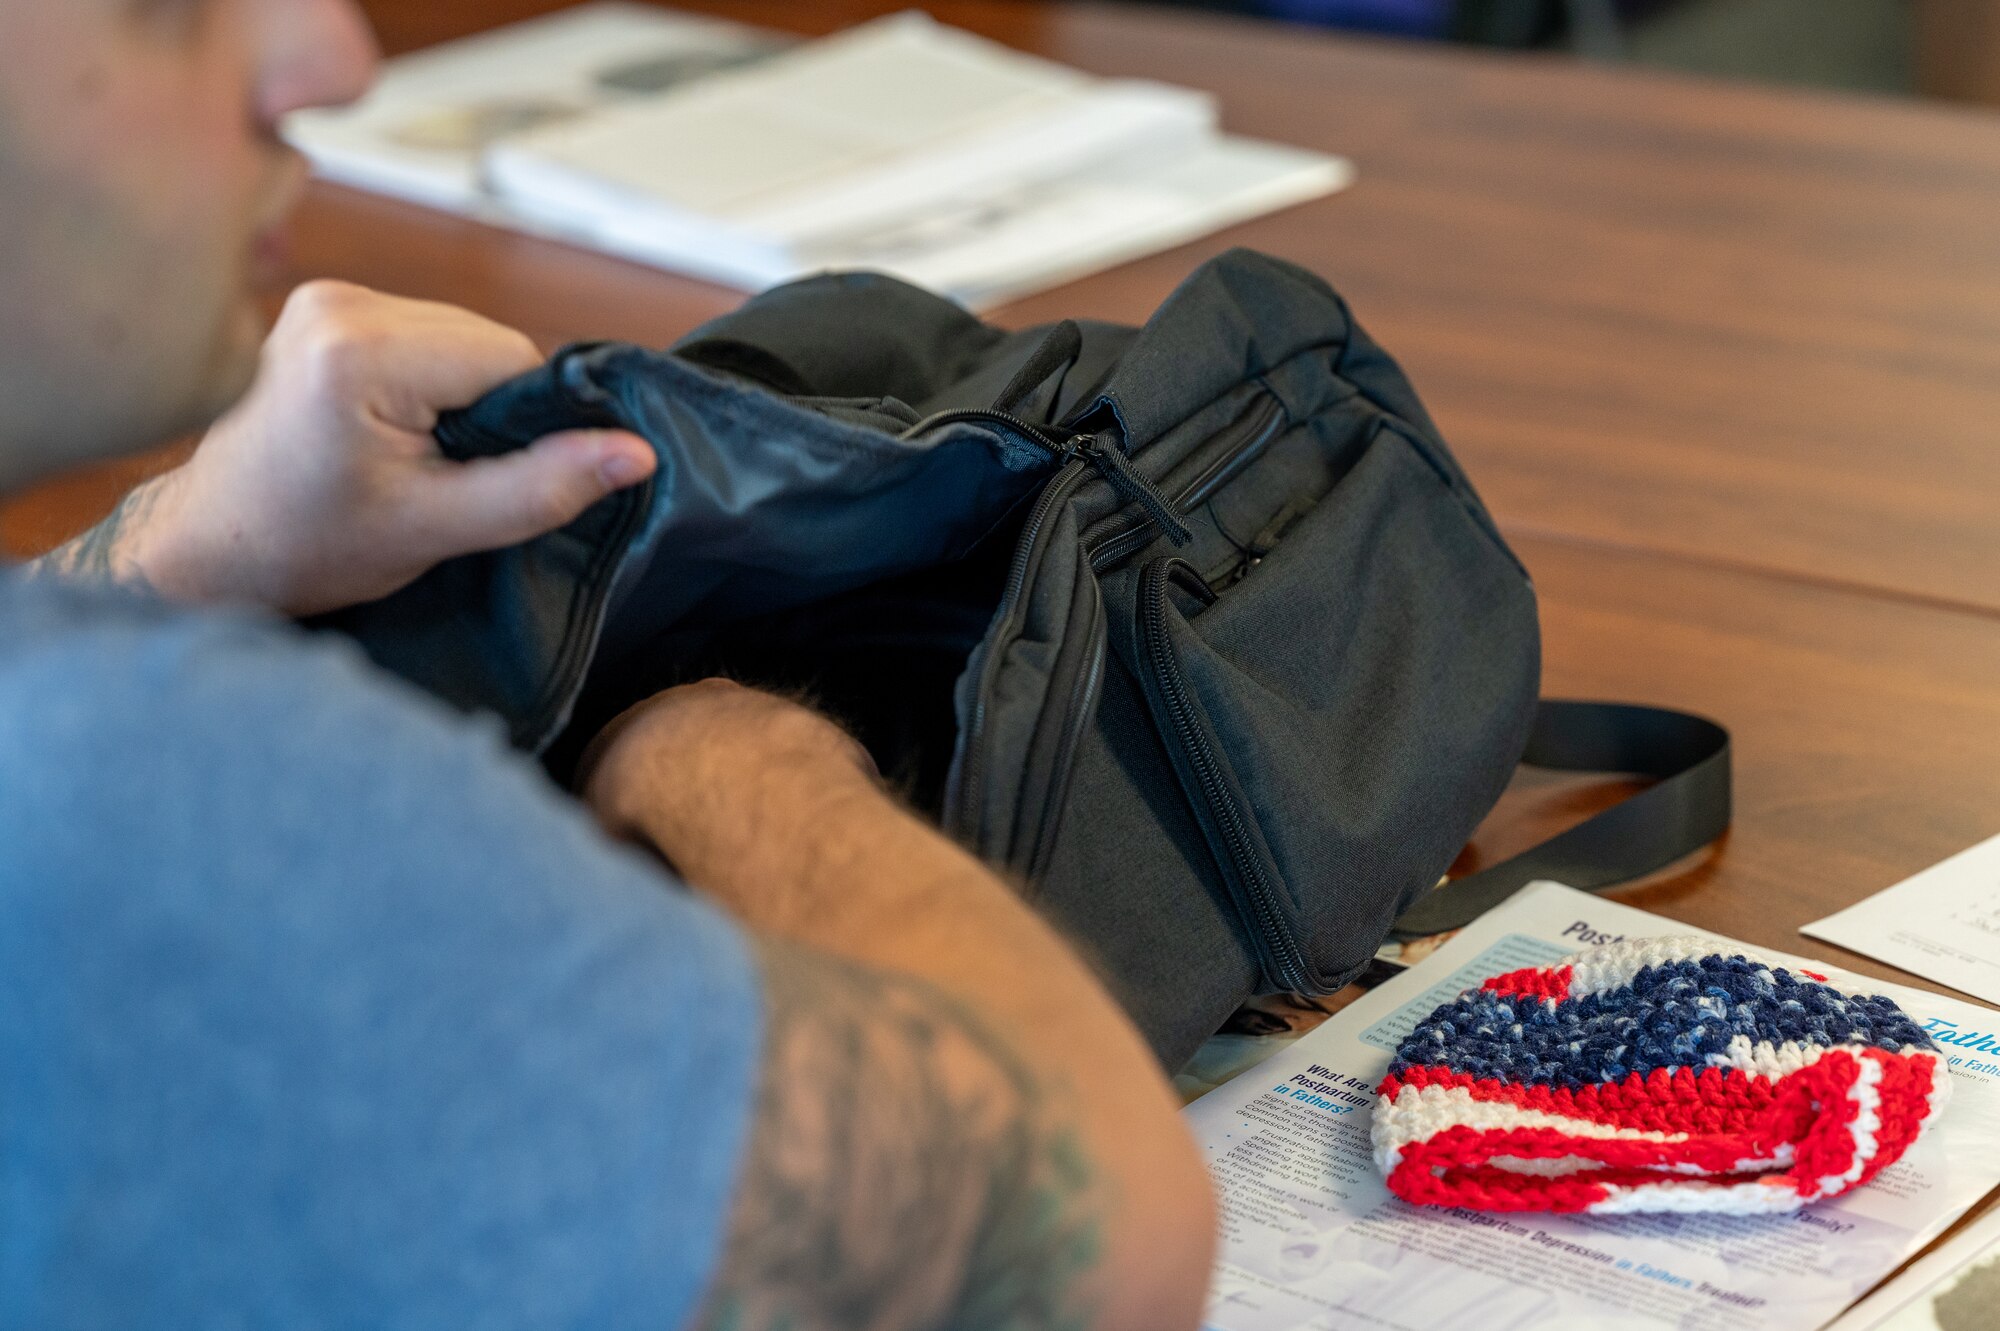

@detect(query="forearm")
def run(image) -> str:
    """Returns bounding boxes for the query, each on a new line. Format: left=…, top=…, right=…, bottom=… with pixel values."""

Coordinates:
left=24, top=470, right=185, bottom=591
left=622, top=761, right=1216, bottom=1330
left=659, top=769, right=1151, bottom=1086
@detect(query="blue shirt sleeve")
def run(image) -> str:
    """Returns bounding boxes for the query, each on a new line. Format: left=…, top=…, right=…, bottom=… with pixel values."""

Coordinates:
left=0, top=578, right=762, bottom=1330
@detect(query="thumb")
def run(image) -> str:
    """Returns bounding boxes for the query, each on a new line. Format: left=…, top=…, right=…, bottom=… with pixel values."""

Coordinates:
left=413, top=429, right=657, bottom=556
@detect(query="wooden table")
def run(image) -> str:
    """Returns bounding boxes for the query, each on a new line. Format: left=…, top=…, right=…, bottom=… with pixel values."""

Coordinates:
left=9, top=1, right=1999, bottom=992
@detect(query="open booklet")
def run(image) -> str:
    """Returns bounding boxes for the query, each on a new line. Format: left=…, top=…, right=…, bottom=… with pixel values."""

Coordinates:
left=283, top=3, right=1353, bottom=308
left=1184, top=881, right=2000, bottom=1331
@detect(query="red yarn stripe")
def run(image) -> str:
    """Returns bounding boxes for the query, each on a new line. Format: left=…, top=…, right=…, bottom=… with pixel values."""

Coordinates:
left=1381, top=1050, right=1945, bottom=1211
left=1386, top=1128, right=1794, bottom=1212
left=1480, top=964, right=1572, bottom=1000
left=1847, top=1052, right=1938, bottom=1191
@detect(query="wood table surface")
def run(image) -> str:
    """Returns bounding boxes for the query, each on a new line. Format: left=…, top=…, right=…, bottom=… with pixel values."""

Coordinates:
left=6, top=1, right=1999, bottom=1002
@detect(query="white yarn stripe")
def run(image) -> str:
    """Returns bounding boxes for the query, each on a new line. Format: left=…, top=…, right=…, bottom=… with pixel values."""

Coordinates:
left=1516, top=935, right=1905, bottom=1011
left=1813, top=1052, right=1883, bottom=1197
left=1371, top=1083, right=1790, bottom=1169
left=1488, top=1154, right=1612, bottom=1177
left=1587, top=1177, right=1804, bottom=1216
left=1710, top=1036, right=1880, bottom=1079
left=1559, top=936, right=1772, bottom=1000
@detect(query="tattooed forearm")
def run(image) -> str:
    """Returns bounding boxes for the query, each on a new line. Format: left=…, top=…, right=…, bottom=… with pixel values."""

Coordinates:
left=695, top=937, right=1102, bottom=1331
left=24, top=475, right=173, bottom=590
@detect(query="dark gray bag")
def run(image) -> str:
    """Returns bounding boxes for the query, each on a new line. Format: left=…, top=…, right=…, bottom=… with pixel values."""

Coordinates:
left=323, top=249, right=1728, bottom=1069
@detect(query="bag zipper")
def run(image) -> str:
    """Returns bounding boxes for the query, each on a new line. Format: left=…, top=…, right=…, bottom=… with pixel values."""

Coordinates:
left=525, top=476, right=653, bottom=751
left=900, top=409, right=1192, bottom=546
left=1138, top=557, right=1314, bottom=994
left=946, top=458, right=1093, bottom=847
left=1089, top=393, right=1287, bottom=572
left=902, top=408, right=1079, bottom=847
left=437, top=346, right=653, bottom=753
left=898, top=407, right=1073, bottom=454
left=995, top=395, right=1284, bottom=873
left=1019, top=588, right=1106, bottom=880
left=903, top=408, right=1189, bottom=851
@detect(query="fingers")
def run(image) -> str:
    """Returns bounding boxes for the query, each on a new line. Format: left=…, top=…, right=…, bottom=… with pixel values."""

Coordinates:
left=408, top=428, right=657, bottom=556
left=276, top=280, right=549, bottom=429
left=269, top=280, right=663, bottom=554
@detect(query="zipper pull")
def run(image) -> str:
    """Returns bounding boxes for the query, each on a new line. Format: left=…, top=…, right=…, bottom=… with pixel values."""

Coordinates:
left=1073, top=434, right=1194, bottom=547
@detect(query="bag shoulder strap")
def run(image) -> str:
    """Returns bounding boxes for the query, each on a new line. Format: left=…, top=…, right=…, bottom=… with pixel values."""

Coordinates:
left=1390, top=700, right=1731, bottom=938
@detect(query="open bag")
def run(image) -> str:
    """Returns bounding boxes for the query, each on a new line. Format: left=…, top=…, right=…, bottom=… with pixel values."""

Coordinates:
left=322, top=250, right=1730, bottom=1070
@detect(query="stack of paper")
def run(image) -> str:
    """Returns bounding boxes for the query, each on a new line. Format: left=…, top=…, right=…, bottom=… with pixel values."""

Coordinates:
left=284, top=3, right=782, bottom=213
left=283, top=3, right=1354, bottom=306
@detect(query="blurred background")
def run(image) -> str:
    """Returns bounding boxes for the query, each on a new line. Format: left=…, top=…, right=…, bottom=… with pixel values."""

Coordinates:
left=1113, top=0, right=2000, bottom=103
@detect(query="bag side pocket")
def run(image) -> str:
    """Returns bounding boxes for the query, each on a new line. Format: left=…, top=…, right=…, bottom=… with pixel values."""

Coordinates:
left=1120, top=425, right=1540, bottom=992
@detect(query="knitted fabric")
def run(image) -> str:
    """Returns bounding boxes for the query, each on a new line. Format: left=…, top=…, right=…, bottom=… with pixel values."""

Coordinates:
left=1372, top=937, right=1950, bottom=1214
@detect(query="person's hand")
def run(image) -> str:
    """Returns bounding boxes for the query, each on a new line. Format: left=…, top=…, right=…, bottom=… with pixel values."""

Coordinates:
left=122, top=280, right=657, bottom=616
left=578, top=679, right=881, bottom=899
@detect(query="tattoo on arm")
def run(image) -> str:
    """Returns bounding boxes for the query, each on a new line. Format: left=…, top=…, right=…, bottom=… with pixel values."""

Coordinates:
left=695, top=938, right=1102, bottom=1331
left=24, top=477, right=170, bottom=591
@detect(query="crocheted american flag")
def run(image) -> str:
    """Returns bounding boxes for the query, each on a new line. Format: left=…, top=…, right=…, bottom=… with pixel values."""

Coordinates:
left=1372, top=937, right=1951, bottom=1215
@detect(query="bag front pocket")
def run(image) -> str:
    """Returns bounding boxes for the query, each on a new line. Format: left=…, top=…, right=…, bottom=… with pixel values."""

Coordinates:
left=1134, top=556, right=1326, bottom=992
left=1119, top=426, right=1540, bottom=993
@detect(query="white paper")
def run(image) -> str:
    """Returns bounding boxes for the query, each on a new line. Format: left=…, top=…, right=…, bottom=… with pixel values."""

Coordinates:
left=283, top=2, right=779, bottom=211
left=1184, top=881, right=2000, bottom=1331
left=282, top=4, right=1352, bottom=307
left=519, top=135, right=1351, bottom=308
left=1803, top=833, right=2000, bottom=1009
left=1823, top=1203, right=2000, bottom=1330
left=486, top=14, right=1216, bottom=239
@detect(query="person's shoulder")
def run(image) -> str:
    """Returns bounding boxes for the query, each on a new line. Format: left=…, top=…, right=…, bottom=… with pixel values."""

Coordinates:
left=0, top=569, right=755, bottom=985
left=0, top=571, right=540, bottom=891
left=0, top=570, right=496, bottom=773
left=0, top=575, right=764, bottom=1326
